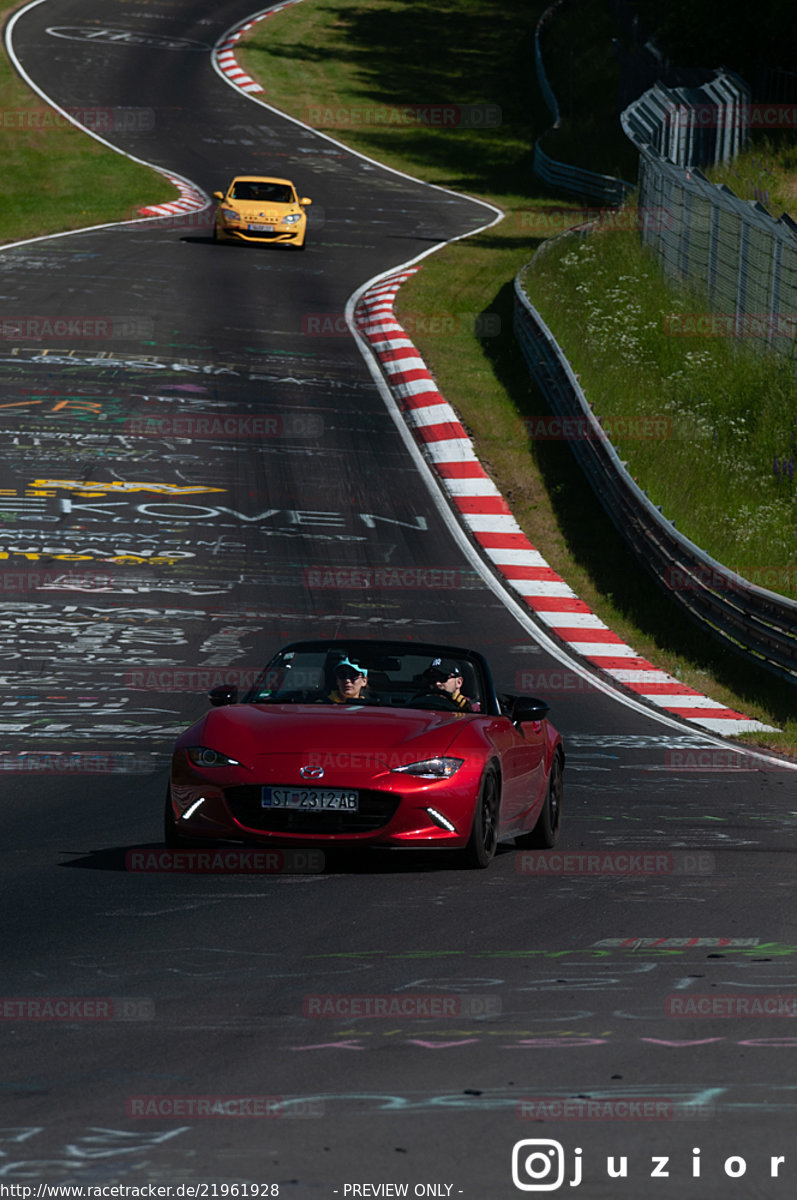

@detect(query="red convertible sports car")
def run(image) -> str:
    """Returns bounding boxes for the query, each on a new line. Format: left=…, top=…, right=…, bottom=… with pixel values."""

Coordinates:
left=166, top=640, right=564, bottom=868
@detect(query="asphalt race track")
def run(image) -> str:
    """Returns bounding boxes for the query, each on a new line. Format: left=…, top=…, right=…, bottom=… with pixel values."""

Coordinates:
left=2, top=1, right=797, bottom=1195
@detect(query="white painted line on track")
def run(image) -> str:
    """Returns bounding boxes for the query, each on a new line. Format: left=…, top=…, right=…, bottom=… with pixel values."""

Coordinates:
left=201, top=3, right=784, bottom=752
left=2, top=0, right=210, bottom=251
left=348, top=268, right=782, bottom=753
left=4, top=0, right=793, bottom=771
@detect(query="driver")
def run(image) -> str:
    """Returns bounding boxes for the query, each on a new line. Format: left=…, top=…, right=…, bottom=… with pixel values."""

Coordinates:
left=325, top=656, right=369, bottom=704
left=421, top=658, right=472, bottom=712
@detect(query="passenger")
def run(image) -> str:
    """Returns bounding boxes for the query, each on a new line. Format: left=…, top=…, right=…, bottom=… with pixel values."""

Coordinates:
left=422, top=658, right=472, bottom=712
left=326, top=657, right=369, bottom=704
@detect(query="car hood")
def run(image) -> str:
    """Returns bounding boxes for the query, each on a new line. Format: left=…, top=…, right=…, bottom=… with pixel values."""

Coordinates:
left=182, top=703, right=472, bottom=768
left=226, top=200, right=301, bottom=219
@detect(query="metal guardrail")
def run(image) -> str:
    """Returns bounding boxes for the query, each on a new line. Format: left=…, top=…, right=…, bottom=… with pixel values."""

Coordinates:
left=532, top=1, right=635, bottom=205
left=534, top=0, right=561, bottom=123
left=513, top=278, right=797, bottom=686
left=533, top=140, right=634, bottom=206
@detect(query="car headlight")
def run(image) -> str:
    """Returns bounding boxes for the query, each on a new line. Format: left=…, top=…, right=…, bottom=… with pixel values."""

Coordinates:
left=392, top=757, right=464, bottom=779
left=282, top=213, right=302, bottom=224
left=186, top=746, right=241, bottom=768
left=220, top=208, right=240, bottom=221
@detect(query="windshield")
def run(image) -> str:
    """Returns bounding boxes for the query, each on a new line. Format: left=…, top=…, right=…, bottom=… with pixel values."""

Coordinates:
left=230, top=181, right=295, bottom=203
left=245, top=643, right=484, bottom=712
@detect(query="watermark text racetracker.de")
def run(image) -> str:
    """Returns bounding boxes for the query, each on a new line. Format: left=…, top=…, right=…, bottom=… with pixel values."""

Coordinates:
left=305, top=102, right=501, bottom=128
left=664, top=312, right=796, bottom=338
left=126, top=668, right=262, bottom=691
left=516, top=206, right=674, bottom=234
left=0, top=316, right=153, bottom=341
left=519, top=414, right=671, bottom=441
left=516, top=1097, right=710, bottom=1121
left=665, top=564, right=797, bottom=594
left=665, top=101, right=797, bottom=129
left=303, top=566, right=464, bottom=590
left=516, top=850, right=715, bottom=875
left=0, top=752, right=153, bottom=774
left=511, top=1140, right=788, bottom=1191
left=127, top=1095, right=323, bottom=1119
left=665, top=748, right=796, bottom=772
left=0, top=569, right=114, bottom=595
left=0, top=997, right=152, bottom=1021
left=303, top=311, right=500, bottom=337
left=303, top=993, right=501, bottom=1017
left=126, top=849, right=325, bottom=875
left=124, top=413, right=324, bottom=439
left=1, top=105, right=155, bottom=131
left=666, top=994, right=797, bottom=1018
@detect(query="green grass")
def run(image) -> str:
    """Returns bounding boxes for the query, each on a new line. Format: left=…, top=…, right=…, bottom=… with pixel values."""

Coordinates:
left=239, top=0, right=797, bottom=753
left=238, top=0, right=548, bottom=196
left=3, top=0, right=792, bottom=750
left=0, top=3, right=175, bottom=245
left=704, top=134, right=797, bottom=219
left=523, top=228, right=797, bottom=596
left=398, top=221, right=797, bottom=753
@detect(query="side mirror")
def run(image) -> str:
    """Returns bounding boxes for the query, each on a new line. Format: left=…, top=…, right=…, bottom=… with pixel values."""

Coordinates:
left=512, top=697, right=550, bottom=724
left=212, top=191, right=223, bottom=201
left=209, top=685, right=238, bottom=707
left=300, top=197, right=313, bottom=206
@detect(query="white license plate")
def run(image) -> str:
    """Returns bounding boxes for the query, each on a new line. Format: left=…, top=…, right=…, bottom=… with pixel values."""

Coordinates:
left=262, top=787, right=359, bottom=811
left=248, top=223, right=274, bottom=232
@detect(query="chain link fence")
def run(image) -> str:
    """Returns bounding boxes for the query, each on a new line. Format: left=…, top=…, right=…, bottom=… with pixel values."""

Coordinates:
left=521, top=25, right=797, bottom=677
left=622, top=74, right=797, bottom=367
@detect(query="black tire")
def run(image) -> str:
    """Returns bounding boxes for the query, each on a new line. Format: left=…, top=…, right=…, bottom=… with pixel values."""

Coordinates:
left=163, top=786, right=186, bottom=847
left=462, top=764, right=501, bottom=869
left=517, top=751, right=563, bottom=849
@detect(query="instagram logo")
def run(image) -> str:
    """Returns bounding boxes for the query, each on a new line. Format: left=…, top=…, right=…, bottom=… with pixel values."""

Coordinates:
left=512, top=1140, right=580, bottom=1191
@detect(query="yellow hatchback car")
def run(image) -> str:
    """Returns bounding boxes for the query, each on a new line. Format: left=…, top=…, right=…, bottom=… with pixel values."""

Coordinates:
left=212, top=176, right=312, bottom=248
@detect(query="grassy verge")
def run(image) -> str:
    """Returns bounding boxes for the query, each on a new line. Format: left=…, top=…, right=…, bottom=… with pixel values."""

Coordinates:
left=248, top=1, right=797, bottom=752
left=703, top=133, right=797, bottom=219
left=237, top=0, right=548, bottom=196
left=524, top=229, right=797, bottom=595
left=0, top=3, right=175, bottom=246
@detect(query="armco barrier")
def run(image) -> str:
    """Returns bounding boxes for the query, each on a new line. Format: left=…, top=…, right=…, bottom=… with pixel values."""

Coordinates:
left=533, top=1, right=634, bottom=205
left=533, top=139, right=634, bottom=205
left=513, top=275, right=797, bottom=687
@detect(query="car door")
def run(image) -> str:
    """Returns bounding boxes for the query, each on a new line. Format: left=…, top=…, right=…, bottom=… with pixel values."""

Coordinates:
left=489, top=709, right=547, bottom=834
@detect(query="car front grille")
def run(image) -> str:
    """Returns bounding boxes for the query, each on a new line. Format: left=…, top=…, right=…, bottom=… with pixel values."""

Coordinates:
left=223, top=786, right=400, bottom=834
left=237, top=229, right=295, bottom=239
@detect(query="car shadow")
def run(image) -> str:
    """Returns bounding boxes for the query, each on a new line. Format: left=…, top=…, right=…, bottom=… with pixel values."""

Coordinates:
left=58, top=841, right=518, bottom=875
left=179, top=236, right=306, bottom=251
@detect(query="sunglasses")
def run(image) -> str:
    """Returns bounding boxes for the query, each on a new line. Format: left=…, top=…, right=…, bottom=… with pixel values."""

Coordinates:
left=337, top=669, right=363, bottom=681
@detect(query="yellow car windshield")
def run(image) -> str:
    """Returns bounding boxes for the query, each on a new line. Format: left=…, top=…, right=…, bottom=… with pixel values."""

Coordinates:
left=230, top=182, right=294, bottom=203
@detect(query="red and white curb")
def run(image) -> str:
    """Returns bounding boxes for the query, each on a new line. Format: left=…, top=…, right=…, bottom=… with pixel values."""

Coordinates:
left=355, top=270, right=772, bottom=737
left=138, top=174, right=208, bottom=218
left=214, top=2, right=303, bottom=95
